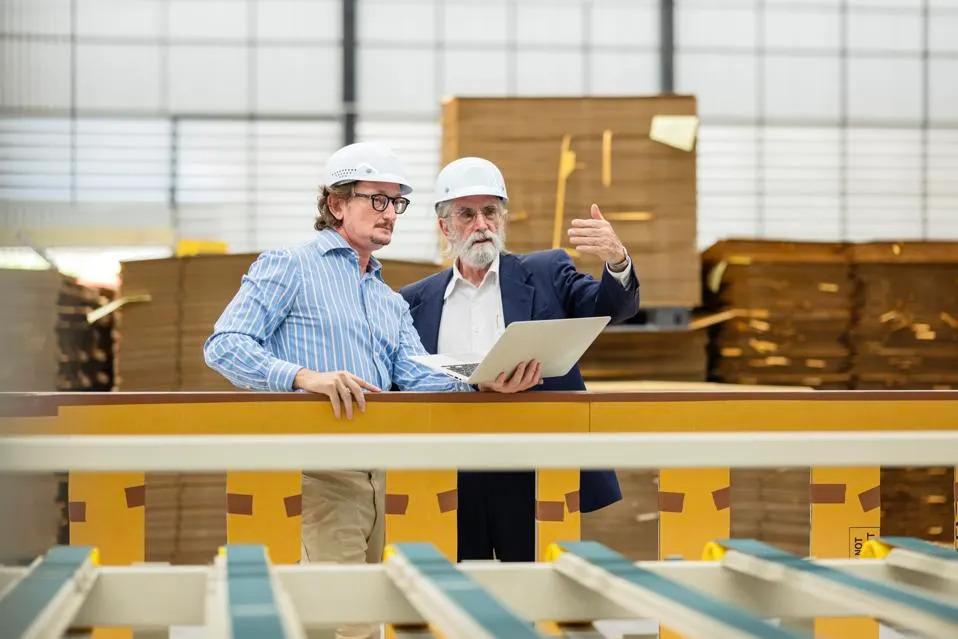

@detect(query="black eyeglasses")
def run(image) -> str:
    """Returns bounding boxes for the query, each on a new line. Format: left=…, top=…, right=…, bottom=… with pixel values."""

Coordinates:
left=352, top=191, right=409, bottom=215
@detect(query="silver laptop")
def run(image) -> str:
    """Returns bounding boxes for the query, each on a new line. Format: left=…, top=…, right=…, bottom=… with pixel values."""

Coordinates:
left=411, top=316, right=611, bottom=384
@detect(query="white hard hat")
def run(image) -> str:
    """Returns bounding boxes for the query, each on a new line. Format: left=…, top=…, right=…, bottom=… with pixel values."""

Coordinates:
left=324, top=142, right=413, bottom=195
left=434, top=157, right=508, bottom=207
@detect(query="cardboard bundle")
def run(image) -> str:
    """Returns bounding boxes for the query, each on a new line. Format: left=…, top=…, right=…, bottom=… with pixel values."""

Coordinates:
left=144, top=472, right=228, bottom=565
left=0, top=473, right=62, bottom=564
left=0, top=270, right=109, bottom=558
left=57, top=278, right=114, bottom=391
left=377, top=258, right=442, bottom=291
left=703, top=240, right=854, bottom=389
left=731, top=469, right=810, bottom=555
left=442, top=96, right=701, bottom=308
left=579, top=329, right=707, bottom=382
left=850, top=242, right=958, bottom=390
left=581, top=470, right=659, bottom=561
left=180, top=255, right=261, bottom=390
left=115, top=257, right=183, bottom=390
left=880, top=467, right=954, bottom=544
left=118, top=254, right=252, bottom=563
left=0, top=268, right=61, bottom=391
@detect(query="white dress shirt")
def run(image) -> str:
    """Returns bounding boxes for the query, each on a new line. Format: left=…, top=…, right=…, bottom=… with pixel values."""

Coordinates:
left=437, top=253, right=633, bottom=357
left=438, top=254, right=507, bottom=356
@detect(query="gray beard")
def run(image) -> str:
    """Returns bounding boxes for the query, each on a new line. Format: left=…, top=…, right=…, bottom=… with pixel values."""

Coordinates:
left=460, top=240, right=498, bottom=269
left=452, top=228, right=506, bottom=269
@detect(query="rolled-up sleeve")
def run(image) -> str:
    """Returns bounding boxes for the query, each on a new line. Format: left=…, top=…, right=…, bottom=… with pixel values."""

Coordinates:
left=204, top=250, right=302, bottom=391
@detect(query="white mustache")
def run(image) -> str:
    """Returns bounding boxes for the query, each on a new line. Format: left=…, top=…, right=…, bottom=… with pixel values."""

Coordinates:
left=465, top=230, right=496, bottom=248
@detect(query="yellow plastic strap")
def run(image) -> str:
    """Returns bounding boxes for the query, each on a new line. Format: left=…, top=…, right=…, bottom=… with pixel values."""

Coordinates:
left=545, top=543, right=565, bottom=562
left=860, top=540, right=892, bottom=559
left=702, top=541, right=727, bottom=561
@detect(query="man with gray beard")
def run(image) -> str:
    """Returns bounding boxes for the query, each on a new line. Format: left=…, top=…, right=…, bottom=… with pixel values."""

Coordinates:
left=399, top=157, right=639, bottom=562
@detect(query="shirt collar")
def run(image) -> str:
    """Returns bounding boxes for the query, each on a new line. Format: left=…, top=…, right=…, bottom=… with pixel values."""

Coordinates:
left=443, top=252, right=500, bottom=300
left=313, top=229, right=383, bottom=276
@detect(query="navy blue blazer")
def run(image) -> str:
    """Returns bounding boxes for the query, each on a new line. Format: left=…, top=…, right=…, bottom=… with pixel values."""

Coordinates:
left=400, top=249, right=640, bottom=512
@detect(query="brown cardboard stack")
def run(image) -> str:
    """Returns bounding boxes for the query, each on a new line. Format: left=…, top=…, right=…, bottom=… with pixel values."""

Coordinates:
left=850, top=242, right=958, bottom=390
left=578, top=329, right=708, bottom=382
left=378, top=258, right=442, bottom=290
left=0, top=473, right=61, bottom=564
left=0, top=270, right=109, bottom=557
left=57, top=278, right=114, bottom=391
left=144, top=473, right=230, bottom=565
left=703, top=240, right=853, bottom=389
left=880, top=467, right=954, bottom=544
left=581, top=470, right=659, bottom=561
left=180, top=254, right=259, bottom=390
left=118, top=254, right=252, bottom=564
left=115, top=257, right=182, bottom=390
left=731, top=469, right=810, bottom=555
left=0, top=268, right=61, bottom=391
left=442, top=96, right=701, bottom=307
left=0, top=269, right=113, bottom=391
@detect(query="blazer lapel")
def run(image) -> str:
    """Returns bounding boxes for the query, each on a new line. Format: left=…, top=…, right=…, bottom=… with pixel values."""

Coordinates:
left=498, top=254, right=535, bottom=325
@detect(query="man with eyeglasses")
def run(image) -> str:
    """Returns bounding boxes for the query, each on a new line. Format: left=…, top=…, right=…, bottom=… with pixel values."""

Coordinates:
left=205, top=143, right=539, bottom=639
left=400, top=157, right=639, bottom=563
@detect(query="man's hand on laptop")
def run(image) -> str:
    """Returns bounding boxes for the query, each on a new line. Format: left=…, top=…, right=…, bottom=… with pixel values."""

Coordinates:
left=478, top=360, right=542, bottom=394
left=293, top=368, right=382, bottom=420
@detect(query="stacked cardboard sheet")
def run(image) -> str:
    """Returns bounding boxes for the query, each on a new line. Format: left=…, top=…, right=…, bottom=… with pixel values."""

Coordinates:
left=442, top=96, right=701, bottom=308
left=0, top=268, right=61, bottom=391
left=144, top=472, right=228, bottom=565
left=0, top=473, right=61, bottom=564
left=880, top=467, right=954, bottom=544
left=378, top=258, right=442, bottom=291
left=118, top=254, right=251, bottom=564
left=115, top=257, right=182, bottom=390
left=850, top=242, right=958, bottom=390
left=581, top=469, right=660, bottom=561
left=703, top=240, right=854, bottom=389
left=731, top=469, right=810, bottom=556
left=180, top=255, right=260, bottom=390
left=579, top=329, right=707, bottom=382
left=57, top=278, right=114, bottom=391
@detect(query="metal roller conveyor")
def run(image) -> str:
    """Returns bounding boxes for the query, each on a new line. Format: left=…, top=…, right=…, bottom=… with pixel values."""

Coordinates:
left=0, top=546, right=98, bottom=639
left=862, top=536, right=958, bottom=584
left=714, top=538, right=958, bottom=639
left=550, top=541, right=807, bottom=639
left=206, top=544, right=305, bottom=639
left=384, top=542, right=545, bottom=639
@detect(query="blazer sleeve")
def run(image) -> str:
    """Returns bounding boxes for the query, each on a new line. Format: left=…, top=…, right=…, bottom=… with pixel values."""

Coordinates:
left=550, top=250, right=640, bottom=324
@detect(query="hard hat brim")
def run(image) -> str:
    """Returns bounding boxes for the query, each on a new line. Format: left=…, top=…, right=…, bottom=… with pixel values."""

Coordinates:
left=434, top=184, right=508, bottom=206
left=332, top=174, right=413, bottom=196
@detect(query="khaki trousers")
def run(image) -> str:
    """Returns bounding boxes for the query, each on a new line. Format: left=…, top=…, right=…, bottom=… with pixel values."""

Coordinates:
left=301, top=470, right=385, bottom=639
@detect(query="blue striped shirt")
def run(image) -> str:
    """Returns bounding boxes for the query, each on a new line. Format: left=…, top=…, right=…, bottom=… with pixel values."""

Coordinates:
left=204, top=229, right=470, bottom=393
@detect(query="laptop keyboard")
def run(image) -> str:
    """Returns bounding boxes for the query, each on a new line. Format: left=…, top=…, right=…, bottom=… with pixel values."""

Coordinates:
left=442, top=363, right=479, bottom=377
